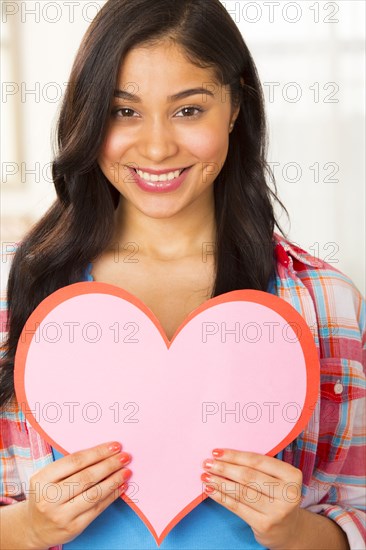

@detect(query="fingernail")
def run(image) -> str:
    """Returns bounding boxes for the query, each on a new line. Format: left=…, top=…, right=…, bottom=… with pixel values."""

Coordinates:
left=204, top=485, right=216, bottom=493
left=119, top=482, right=128, bottom=494
left=119, top=452, right=131, bottom=465
left=212, top=448, right=224, bottom=458
left=121, top=468, right=132, bottom=481
left=202, top=459, right=214, bottom=470
left=201, top=472, right=212, bottom=483
left=108, top=442, right=122, bottom=453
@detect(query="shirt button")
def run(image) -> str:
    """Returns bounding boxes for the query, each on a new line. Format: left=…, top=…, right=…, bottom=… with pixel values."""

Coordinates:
left=334, top=380, right=343, bottom=395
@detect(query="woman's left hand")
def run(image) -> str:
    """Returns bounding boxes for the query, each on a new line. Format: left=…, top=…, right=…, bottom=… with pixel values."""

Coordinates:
left=201, top=448, right=304, bottom=550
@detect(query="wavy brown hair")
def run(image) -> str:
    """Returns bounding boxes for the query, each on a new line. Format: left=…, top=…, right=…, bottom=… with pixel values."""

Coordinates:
left=1, top=0, right=289, bottom=408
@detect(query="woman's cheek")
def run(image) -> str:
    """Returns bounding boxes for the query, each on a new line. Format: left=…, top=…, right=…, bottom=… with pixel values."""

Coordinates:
left=98, top=131, right=131, bottom=183
left=184, top=126, right=229, bottom=178
left=187, top=125, right=225, bottom=154
left=102, top=130, right=130, bottom=162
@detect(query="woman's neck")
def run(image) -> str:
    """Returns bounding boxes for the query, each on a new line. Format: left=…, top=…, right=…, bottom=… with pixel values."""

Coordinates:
left=112, top=194, right=217, bottom=262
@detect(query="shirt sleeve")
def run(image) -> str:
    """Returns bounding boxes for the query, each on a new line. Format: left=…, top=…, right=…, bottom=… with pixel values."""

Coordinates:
left=304, top=386, right=366, bottom=549
left=0, top=303, right=30, bottom=504
left=0, top=250, right=62, bottom=550
left=0, top=403, right=30, bottom=505
left=301, top=269, right=366, bottom=550
left=0, top=247, right=30, bottom=505
left=285, top=245, right=366, bottom=550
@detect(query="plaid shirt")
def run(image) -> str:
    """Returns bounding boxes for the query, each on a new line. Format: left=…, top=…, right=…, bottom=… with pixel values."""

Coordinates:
left=1, top=233, right=365, bottom=550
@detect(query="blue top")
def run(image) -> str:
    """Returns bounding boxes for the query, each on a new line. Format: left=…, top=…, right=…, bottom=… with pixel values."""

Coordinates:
left=51, top=265, right=280, bottom=549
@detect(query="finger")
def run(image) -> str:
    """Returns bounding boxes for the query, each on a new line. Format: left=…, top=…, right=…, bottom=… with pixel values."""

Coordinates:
left=202, top=460, right=294, bottom=502
left=78, top=480, right=129, bottom=527
left=58, top=463, right=132, bottom=521
left=40, top=442, right=123, bottom=483
left=210, top=449, right=302, bottom=481
left=202, top=473, right=272, bottom=513
left=202, top=472, right=302, bottom=515
left=57, top=451, right=132, bottom=504
left=76, top=479, right=129, bottom=530
left=203, top=480, right=263, bottom=528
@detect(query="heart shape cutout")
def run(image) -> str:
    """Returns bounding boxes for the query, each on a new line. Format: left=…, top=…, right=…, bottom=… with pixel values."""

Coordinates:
left=15, top=283, right=319, bottom=545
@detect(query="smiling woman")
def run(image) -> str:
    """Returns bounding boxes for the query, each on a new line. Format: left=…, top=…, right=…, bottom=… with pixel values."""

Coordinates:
left=0, top=0, right=365, bottom=549
left=97, top=40, right=244, bottom=271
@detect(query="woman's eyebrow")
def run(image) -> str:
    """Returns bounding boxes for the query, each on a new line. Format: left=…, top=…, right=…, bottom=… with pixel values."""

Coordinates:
left=113, top=87, right=216, bottom=103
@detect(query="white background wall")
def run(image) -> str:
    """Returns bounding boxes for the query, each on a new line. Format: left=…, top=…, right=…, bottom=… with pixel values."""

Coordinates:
left=1, top=0, right=365, bottom=294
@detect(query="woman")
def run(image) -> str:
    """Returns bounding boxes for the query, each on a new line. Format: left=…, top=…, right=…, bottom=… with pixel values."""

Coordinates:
left=1, top=0, right=365, bottom=549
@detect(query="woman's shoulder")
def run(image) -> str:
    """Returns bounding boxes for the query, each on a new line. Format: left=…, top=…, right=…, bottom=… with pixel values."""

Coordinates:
left=273, top=233, right=365, bottom=366
left=0, top=241, right=19, bottom=297
left=273, top=232, right=364, bottom=302
left=0, top=244, right=18, bottom=352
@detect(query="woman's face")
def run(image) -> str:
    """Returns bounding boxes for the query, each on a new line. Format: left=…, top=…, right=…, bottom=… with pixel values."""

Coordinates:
left=98, top=41, right=240, bottom=219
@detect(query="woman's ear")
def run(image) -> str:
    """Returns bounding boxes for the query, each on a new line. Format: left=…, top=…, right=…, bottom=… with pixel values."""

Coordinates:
left=230, top=77, right=244, bottom=129
left=230, top=104, right=241, bottom=131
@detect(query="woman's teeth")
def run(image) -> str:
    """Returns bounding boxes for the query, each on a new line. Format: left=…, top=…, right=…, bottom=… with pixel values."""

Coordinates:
left=135, top=168, right=184, bottom=182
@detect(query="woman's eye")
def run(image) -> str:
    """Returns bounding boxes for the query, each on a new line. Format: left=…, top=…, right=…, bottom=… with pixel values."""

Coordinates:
left=176, top=106, right=203, bottom=118
left=112, top=107, right=136, bottom=118
left=111, top=106, right=204, bottom=119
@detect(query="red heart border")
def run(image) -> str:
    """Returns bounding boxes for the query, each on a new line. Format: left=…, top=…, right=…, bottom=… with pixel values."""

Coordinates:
left=15, top=283, right=320, bottom=544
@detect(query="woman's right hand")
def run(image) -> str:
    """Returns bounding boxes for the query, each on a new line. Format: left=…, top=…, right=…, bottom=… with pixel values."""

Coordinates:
left=25, top=441, right=132, bottom=549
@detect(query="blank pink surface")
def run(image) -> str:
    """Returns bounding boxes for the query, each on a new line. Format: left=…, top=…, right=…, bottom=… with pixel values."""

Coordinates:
left=23, top=293, right=307, bottom=539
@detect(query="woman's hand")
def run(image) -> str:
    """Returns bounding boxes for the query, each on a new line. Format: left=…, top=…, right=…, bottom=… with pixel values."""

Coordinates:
left=201, top=448, right=303, bottom=550
left=25, top=441, right=132, bottom=550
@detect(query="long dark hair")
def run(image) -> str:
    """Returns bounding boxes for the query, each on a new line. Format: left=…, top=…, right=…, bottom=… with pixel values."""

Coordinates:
left=1, top=0, right=289, bottom=408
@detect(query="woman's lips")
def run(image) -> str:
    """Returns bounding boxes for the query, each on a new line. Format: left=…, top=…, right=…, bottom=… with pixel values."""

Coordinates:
left=133, top=166, right=188, bottom=175
left=128, top=166, right=192, bottom=193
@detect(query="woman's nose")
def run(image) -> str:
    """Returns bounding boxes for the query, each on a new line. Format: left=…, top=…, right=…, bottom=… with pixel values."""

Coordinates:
left=136, top=118, right=179, bottom=161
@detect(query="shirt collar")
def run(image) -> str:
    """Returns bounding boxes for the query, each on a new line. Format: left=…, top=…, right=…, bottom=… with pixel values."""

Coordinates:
left=273, top=232, right=324, bottom=271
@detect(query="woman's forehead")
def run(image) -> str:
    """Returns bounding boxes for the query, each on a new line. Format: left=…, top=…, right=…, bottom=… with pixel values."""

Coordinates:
left=116, top=42, right=218, bottom=88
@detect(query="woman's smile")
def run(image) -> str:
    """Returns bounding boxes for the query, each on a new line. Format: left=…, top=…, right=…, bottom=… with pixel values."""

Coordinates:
left=97, top=40, right=239, bottom=219
left=133, top=165, right=191, bottom=176
left=128, top=164, right=193, bottom=193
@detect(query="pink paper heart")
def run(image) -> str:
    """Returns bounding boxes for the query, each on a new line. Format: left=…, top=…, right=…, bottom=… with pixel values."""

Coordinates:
left=15, top=283, right=319, bottom=545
